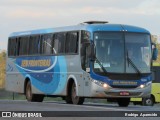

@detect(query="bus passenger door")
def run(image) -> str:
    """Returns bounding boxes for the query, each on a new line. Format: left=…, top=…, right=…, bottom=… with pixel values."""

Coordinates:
left=80, top=31, right=91, bottom=96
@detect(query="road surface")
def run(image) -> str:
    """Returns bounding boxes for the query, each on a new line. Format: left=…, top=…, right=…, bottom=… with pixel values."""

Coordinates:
left=0, top=100, right=160, bottom=120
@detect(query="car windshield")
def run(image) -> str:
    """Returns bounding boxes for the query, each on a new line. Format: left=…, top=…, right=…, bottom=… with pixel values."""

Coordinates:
left=93, top=32, right=151, bottom=74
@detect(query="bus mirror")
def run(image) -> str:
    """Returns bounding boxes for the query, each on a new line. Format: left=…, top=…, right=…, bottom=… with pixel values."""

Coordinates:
left=152, top=48, right=158, bottom=60
left=152, top=43, right=158, bottom=60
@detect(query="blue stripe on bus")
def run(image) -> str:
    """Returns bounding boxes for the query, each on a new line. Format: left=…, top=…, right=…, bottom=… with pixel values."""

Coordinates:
left=15, top=56, right=67, bottom=94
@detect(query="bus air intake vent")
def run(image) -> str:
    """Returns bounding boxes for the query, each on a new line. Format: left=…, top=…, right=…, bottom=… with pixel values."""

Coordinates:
left=81, top=21, right=109, bottom=25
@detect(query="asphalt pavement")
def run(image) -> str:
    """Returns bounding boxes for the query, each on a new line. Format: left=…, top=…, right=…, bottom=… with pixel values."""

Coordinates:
left=0, top=100, right=160, bottom=120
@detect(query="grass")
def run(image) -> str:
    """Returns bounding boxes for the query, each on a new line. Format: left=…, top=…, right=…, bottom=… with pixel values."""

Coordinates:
left=153, top=62, right=160, bottom=66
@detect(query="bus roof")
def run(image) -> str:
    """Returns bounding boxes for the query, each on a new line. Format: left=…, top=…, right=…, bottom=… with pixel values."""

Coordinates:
left=9, top=23, right=150, bottom=37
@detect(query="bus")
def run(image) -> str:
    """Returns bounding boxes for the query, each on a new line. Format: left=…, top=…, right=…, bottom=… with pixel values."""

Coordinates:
left=6, top=21, right=158, bottom=107
left=131, top=66, right=160, bottom=106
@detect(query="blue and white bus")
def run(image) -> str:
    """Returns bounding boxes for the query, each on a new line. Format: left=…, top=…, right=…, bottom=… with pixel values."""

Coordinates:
left=6, top=21, right=158, bottom=107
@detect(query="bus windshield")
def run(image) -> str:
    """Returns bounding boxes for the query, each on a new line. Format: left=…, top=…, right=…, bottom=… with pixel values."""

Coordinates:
left=93, top=32, right=151, bottom=74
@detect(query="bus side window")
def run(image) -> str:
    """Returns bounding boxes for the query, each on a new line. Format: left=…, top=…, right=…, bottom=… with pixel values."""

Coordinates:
left=152, top=71, right=156, bottom=82
left=152, top=67, right=160, bottom=83
left=66, top=32, right=78, bottom=54
left=16, top=38, right=20, bottom=56
left=8, top=38, right=17, bottom=57
left=53, top=35, right=59, bottom=55
left=29, top=35, right=41, bottom=55
left=19, top=36, right=29, bottom=56
left=54, top=33, right=66, bottom=54
left=41, top=34, right=53, bottom=55
left=157, top=70, right=160, bottom=83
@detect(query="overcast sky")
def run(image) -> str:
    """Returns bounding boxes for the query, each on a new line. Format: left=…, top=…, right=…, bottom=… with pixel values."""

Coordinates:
left=0, top=0, right=160, bottom=50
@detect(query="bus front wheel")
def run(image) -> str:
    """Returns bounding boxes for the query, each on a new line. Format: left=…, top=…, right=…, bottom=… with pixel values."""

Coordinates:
left=117, top=98, right=130, bottom=107
left=71, top=82, right=84, bottom=105
left=25, top=81, right=44, bottom=102
left=142, top=96, right=154, bottom=106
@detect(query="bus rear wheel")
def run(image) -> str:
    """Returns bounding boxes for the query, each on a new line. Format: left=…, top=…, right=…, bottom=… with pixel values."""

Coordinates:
left=117, top=98, right=130, bottom=107
left=25, top=81, right=44, bottom=102
left=71, top=82, right=84, bottom=105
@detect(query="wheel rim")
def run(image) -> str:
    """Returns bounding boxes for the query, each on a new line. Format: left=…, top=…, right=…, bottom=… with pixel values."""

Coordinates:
left=146, top=98, right=152, bottom=105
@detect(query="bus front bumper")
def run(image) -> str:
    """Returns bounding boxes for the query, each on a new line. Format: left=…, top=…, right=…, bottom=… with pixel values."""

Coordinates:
left=90, top=81, right=151, bottom=98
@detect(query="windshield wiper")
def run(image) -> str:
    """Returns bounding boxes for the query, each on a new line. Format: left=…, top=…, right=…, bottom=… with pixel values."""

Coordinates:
left=94, top=57, right=108, bottom=75
left=91, top=41, right=108, bottom=75
left=126, top=50, right=141, bottom=76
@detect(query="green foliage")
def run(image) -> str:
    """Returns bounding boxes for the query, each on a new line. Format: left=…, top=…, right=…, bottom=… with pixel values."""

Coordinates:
left=151, top=35, right=160, bottom=65
left=156, top=43, right=160, bottom=63
left=0, top=51, right=6, bottom=88
left=153, top=43, right=160, bottom=65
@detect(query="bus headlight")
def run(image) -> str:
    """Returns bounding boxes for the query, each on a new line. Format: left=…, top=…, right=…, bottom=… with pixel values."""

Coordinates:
left=139, top=81, right=152, bottom=89
left=103, top=83, right=108, bottom=88
left=140, top=84, right=145, bottom=89
left=91, top=79, right=110, bottom=88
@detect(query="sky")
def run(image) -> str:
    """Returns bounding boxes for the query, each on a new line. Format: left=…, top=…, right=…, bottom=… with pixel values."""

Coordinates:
left=0, top=0, right=160, bottom=50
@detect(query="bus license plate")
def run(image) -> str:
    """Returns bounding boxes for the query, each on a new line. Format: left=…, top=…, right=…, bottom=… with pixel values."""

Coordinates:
left=120, top=91, right=129, bottom=96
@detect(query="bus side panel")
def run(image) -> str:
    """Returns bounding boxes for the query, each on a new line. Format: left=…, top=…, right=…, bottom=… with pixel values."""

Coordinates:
left=152, top=83, right=160, bottom=103
left=64, top=55, right=84, bottom=96
left=6, top=58, right=25, bottom=93
left=6, top=55, right=84, bottom=97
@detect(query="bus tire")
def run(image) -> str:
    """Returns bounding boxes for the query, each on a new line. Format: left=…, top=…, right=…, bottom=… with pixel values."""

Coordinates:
left=117, top=98, right=130, bottom=107
left=25, top=81, right=44, bottom=102
left=65, top=96, right=73, bottom=104
left=133, top=102, right=137, bottom=105
left=142, top=96, right=154, bottom=106
left=133, top=101, right=141, bottom=105
left=65, top=81, right=73, bottom=104
left=71, top=82, right=84, bottom=105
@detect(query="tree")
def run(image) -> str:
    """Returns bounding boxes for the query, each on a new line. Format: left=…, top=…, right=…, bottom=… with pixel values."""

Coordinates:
left=151, top=35, right=160, bottom=65
left=0, top=51, right=6, bottom=88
